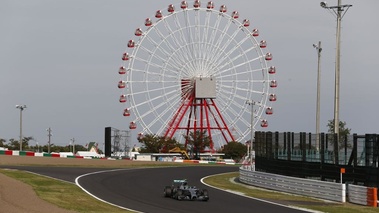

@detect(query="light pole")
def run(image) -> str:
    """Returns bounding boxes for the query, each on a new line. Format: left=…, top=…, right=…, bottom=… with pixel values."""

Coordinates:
left=320, top=1, right=352, bottom=139
left=15, top=105, right=27, bottom=151
left=313, top=41, right=322, bottom=150
left=246, top=100, right=255, bottom=169
left=47, top=127, right=52, bottom=153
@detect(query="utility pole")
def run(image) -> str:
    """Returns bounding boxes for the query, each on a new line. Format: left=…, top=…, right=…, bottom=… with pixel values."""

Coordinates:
left=71, top=138, right=75, bottom=154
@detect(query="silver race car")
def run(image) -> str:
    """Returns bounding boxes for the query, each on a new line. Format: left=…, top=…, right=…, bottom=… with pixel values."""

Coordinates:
left=164, top=179, right=209, bottom=201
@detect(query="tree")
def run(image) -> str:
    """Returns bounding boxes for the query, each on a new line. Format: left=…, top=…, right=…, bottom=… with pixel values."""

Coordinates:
left=0, top=138, right=5, bottom=147
left=159, top=137, right=182, bottom=153
left=327, top=119, right=352, bottom=150
left=184, top=130, right=211, bottom=159
left=221, top=141, right=247, bottom=162
left=7, top=137, right=33, bottom=150
left=137, top=134, right=180, bottom=153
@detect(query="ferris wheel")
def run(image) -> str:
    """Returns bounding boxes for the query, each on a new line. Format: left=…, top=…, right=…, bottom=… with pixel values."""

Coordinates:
left=117, top=0, right=277, bottom=149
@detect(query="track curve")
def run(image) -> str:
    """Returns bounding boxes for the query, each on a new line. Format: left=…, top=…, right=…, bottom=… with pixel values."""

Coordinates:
left=76, top=166, right=308, bottom=213
left=2, top=165, right=309, bottom=213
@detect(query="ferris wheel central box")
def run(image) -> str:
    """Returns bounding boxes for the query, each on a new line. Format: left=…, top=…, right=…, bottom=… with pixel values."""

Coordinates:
left=195, top=77, right=216, bottom=99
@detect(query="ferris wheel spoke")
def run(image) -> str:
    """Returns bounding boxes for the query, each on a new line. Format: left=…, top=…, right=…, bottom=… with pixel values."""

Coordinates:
left=217, top=56, right=263, bottom=76
left=212, top=36, right=256, bottom=71
left=199, top=11, right=212, bottom=71
left=172, top=14, right=199, bottom=73
left=161, top=18, right=195, bottom=70
left=137, top=44, right=172, bottom=67
left=195, top=10, right=204, bottom=71
left=130, top=83, right=178, bottom=98
left=207, top=16, right=233, bottom=66
left=137, top=94, right=180, bottom=132
left=215, top=45, right=261, bottom=72
left=218, top=87, right=249, bottom=105
left=132, top=94, right=178, bottom=126
left=209, top=25, right=246, bottom=68
left=150, top=24, right=188, bottom=70
left=202, top=16, right=222, bottom=72
left=183, top=11, right=196, bottom=64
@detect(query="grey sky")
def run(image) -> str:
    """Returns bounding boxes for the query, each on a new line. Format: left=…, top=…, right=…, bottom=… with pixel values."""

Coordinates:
left=1, top=0, right=378, bottom=147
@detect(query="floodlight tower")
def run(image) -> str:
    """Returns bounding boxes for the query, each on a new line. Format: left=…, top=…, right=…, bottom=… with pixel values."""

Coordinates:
left=320, top=1, right=352, bottom=138
left=15, top=105, right=27, bottom=151
left=246, top=100, right=255, bottom=167
left=313, top=41, right=322, bottom=150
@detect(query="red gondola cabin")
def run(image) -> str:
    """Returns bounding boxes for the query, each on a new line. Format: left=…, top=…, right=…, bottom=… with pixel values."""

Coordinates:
left=261, top=120, right=268, bottom=127
left=119, top=66, right=126, bottom=74
left=269, top=94, right=277, bottom=102
left=137, top=132, right=144, bottom=140
left=260, top=40, right=267, bottom=48
left=219, top=5, right=227, bottom=13
left=129, top=122, right=137, bottom=129
left=145, top=18, right=152, bottom=27
left=270, top=80, right=277, bottom=88
left=243, top=19, right=250, bottom=27
left=268, top=66, right=276, bottom=74
left=252, top=29, right=259, bottom=37
left=265, top=53, right=272, bottom=60
left=155, top=10, right=163, bottom=18
left=194, top=0, right=200, bottom=8
left=127, top=40, right=135, bottom=48
left=122, top=53, right=129, bottom=61
left=181, top=1, right=188, bottom=9
left=265, top=107, right=273, bottom=115
left=118, top=81, right=126, bottom=89
left=207, top=1, right=214, bottom=9
left=119, top=95, right=127, bottom=103
left=168, top=4, right=175, bottom=13
left=135, top=28, right=143, bottom=36
left=231, top=11, right=239, bottom=19
left=123, top=108, right=130, bottom=116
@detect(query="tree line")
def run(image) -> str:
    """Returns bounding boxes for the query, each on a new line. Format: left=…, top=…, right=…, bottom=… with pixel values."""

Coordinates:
left=137, top=130, right=247, bottom=161
left=0, top=137, right=92, bottom=153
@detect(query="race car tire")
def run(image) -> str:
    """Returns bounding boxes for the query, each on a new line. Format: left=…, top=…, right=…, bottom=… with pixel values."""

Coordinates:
left=202, top=189, right=209, bottom=201
left=164, top=186, right=172, bottom=197
left=176, top=189, right=183, bottom=200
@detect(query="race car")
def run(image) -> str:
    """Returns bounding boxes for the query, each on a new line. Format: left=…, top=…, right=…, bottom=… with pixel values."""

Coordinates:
left=163, top=179, right=209, bottom=201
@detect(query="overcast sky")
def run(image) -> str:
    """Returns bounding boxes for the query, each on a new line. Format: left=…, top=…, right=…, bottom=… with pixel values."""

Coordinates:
left=1, top=0, right=378, bottom=148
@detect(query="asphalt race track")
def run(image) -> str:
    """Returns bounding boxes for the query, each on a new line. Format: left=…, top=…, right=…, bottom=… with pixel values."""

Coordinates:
left=1, top=166, right=310, bottom=213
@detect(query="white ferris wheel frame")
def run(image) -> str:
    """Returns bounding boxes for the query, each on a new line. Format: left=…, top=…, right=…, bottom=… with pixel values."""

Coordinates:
left=118, top=1, right=277, bottom=146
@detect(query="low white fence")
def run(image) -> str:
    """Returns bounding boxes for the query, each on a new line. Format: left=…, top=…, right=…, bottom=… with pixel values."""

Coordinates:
left=239, top=167, right=346, bottom=202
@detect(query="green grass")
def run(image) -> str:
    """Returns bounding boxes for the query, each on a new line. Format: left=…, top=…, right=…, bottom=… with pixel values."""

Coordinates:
left=1, top=168, right=379, bottom=213
left=0, top=169, right=133, bottom=212
left=203, top=172, right=379, bottom=213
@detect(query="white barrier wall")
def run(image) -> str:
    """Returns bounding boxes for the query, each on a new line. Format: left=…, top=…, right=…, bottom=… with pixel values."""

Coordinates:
left=348, top=184, right=368, bottom=205
left=348, top=184, right=378, bottom=207
left=239, top=167, right=346, bottom=202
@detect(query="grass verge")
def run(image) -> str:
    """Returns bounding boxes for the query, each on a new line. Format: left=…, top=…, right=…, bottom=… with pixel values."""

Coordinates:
left=0, top=169, right=133, bottom=213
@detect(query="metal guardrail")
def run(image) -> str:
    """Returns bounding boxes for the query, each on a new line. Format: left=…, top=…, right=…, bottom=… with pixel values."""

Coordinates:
left=348, top=184, right=377, bottom=207
left=239, top=167, right=346, bottom=202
